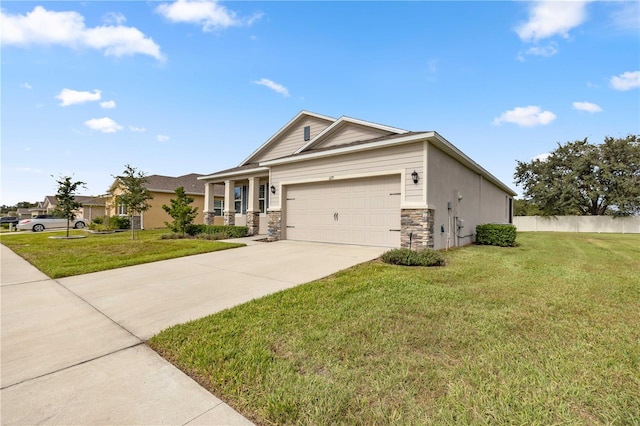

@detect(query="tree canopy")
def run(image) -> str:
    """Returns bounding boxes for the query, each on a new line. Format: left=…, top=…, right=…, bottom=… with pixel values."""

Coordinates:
left=514, top=135, right=640, bottom=216
left=114, top=164, right=153, bottom=239
left=162, top=186, right=198, bottom=235
left=53, top=175, right=86, bottom=237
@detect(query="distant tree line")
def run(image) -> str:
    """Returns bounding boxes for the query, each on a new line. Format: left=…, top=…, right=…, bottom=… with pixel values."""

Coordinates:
left=514, top=135, right=640, bottom=216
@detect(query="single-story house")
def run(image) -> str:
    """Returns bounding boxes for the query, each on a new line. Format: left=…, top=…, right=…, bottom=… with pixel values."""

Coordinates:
left=31, top=195, right=106, bottom=221
left=199, top=111, right=516, bottom=249
left=107, top=173, right=224, bottom=229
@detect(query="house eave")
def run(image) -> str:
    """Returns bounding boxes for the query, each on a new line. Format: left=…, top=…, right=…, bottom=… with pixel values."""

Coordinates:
left=294, top=116, right=410, bottom=154
left=261, top=132, right=436, bottom=166
left=198, top=166, right=270, bottom=182
left=240, top=110, right=336, bottom=166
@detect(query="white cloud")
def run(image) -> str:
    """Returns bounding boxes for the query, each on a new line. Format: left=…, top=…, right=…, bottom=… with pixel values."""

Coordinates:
left=524, top=43, right=558, bottom=58
left=100, top=100, right=116, bottom=109
left=572, top=101, right=602, bottom=113
left=103, top=12, right=126, bottom=26
left=156, top=0, right=262, bottom=32
left=56, top=88, right=101, bottom=106
left=253, top=78, right=290, bottom=97
left=129, top=126, right=146, bottom=133
left=84, top=117, right=123, bottom=133
left=516, top=1, right=591, bottom=42
left=610, top=71, right=640, bottom=91
left=533, top=152, right=550, bottom=162
left=157, top=134, right=170, bottom=142
left=609, top=2, right=640, bottom=32
left=20, top=82, right=32, bottom=89
left=0, top=6, right=164, bottom=61
left=492, top=106, right=557, bottom=127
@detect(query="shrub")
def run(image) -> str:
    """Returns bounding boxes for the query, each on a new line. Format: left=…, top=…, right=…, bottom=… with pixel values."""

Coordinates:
left=381, top=248, right=446, bottom=267
left=195, top=232, right=228, bottom=240
left=109, top=216, right=130, bottom=230
left=92, top=216, right=104, bottom=225
left=475, top=223, right=517, bottom=247
left=185, top=224, right=248, bottom=239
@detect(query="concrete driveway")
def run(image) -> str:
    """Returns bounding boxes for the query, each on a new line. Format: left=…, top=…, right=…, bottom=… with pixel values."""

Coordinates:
left=1, top=239, right=385, bottom=425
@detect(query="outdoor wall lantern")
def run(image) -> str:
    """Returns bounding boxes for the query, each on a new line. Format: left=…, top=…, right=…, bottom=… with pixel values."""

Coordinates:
left=411, top=170, right=419, bottom=184
left=270, top=185, right=276, bottom=194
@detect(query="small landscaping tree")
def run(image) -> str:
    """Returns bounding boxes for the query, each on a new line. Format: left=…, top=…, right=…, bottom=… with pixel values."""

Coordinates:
left=114, top=165, right=153, bottom=240
left=53, top=175, right=86, bottom=238
left=163, top=186, right=198, bottom=236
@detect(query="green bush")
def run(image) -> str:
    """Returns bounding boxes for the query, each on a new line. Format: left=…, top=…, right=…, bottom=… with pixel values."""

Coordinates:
left=185, top=224, right=248, bottom=239
left=109, top=216, right=130, bottom=230
left=381, top=248, right=446, bottom=267
left=92, top=216, right=104, bottom=225
left=475, top=223, right=517, bottom=247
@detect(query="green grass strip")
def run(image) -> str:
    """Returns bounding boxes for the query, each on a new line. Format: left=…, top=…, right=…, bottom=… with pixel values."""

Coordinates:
left=150, top=232, right=640, bottom=425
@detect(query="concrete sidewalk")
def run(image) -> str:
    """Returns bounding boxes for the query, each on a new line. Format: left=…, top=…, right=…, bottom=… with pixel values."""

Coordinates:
left=1, top=239, right=385, bottom=425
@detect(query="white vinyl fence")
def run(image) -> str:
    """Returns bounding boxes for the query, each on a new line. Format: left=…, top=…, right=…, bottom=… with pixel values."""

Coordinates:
left=513, top=216, right=640, bottom=234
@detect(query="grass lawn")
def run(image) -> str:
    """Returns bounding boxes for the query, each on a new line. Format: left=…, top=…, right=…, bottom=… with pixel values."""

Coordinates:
left=0, top=229, right=244, bottom=278
left=149, top=232, right=640, bottom=425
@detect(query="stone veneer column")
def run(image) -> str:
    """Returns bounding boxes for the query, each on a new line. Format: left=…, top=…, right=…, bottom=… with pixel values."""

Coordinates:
left=267, top=210, right=282, bottom=241
left=224, top=211, right=235, bottom=226
left=204, top=212, right=215, bottom=225
left=246, top=211, right=260, bottom=236
left=400, top=208, right=435, bottom=250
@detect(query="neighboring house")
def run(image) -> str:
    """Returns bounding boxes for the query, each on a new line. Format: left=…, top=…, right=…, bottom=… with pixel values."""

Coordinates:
left=16, top=208, right=31, bottom=220
left=107, top=173, right=224, bottom=229
left=31, top=195, right=106, bottom=221
left=199, top=111, right=517, bottom=249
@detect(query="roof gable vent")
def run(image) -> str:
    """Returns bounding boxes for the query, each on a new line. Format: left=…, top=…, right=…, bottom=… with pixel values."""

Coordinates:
left=303, top=126, right=311, bottom=141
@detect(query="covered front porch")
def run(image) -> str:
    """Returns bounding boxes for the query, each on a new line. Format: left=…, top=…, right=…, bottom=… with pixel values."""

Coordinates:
left=200, top=165, right=271, bottom=236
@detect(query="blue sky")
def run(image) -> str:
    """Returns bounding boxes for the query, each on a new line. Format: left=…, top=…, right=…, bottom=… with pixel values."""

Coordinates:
left=1, top=0, right=639, bottom=206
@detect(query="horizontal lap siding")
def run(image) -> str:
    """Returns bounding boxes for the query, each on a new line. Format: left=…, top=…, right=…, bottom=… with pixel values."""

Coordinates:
left=270, top=142, right=425, bottom=209
left=252, top=117, right=332, bottom=163
left=317, top=124, right=394, bottom=148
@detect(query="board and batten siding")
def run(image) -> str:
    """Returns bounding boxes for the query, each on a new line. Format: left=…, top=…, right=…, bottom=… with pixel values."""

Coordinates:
left=270, top=142, right=425, bottom=210
left=313, top=124, right=394, bottom=149
left=250, top=116, right=332, bottom=163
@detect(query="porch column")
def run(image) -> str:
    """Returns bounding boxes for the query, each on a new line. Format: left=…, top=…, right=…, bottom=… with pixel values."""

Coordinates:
left=246, top=177, right=260, bottom=236
left=203, top=182, right=215, bottom=225
left=223, top=180, right=235, bottom=226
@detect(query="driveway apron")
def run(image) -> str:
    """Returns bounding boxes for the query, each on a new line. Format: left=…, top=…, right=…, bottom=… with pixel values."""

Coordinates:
left=1, top=240, right=384, bottom=425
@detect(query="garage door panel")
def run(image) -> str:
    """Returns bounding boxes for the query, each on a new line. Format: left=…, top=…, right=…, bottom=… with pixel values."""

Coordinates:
left=285, top=175, right=400, bottom=247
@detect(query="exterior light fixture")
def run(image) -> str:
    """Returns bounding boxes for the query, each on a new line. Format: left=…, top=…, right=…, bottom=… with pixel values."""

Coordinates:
left=411, top=170, right=419, bottom=184
left=270, top=185, right=276, bottom=194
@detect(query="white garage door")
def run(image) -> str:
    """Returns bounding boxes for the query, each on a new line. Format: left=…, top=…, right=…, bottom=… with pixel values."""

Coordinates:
left=285, top=175, right=401, bottom=247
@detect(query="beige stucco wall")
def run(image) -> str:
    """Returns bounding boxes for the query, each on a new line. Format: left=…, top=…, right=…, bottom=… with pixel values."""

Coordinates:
left=107, top=187, right=206, bottom=229
left=427, top=144, right=512, bottom=250
left=143, top=191, right=206, bottom=229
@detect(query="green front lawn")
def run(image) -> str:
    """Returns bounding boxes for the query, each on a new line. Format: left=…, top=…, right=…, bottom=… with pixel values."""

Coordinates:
left=0, top=229, right=244, bottom=278
left=150, top=233, right=640, bottom=425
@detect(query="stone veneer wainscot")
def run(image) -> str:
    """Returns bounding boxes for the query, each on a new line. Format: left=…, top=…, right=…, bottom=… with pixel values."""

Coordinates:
left=400, top=208, right=435, bottom=249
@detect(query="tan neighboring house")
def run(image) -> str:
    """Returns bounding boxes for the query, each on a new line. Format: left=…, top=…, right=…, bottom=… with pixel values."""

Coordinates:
left=107, top=173, right=224, bottom=229
left=31, top=195, right=106, bottom=221
left=199, top=111, right=517, bottom=250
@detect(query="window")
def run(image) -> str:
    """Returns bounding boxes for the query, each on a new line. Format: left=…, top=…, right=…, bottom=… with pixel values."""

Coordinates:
left=258, top=184, right=266, bottom=213
left=213, top=199, right=224, bottom=216
left=234, top=186, right=248, bottom=214
left=118, top=203, right=127, bottom=215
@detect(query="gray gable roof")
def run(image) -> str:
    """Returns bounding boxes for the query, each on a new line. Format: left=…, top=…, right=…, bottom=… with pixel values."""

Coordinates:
left=145, top=173, right=206, bottom=194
